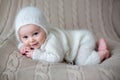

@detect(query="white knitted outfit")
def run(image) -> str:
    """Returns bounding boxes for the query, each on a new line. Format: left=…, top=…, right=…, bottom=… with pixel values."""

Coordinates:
left=15, top=6, right=100, bottom=65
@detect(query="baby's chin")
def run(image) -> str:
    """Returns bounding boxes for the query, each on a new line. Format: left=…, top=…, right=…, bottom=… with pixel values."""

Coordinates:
left=31, top=45, right=40, bottom=49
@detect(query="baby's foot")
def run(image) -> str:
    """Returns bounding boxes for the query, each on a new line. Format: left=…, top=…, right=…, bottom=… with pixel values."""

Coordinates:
left=98, top=50, right=109, bottom=61
left=98, top=38, right=107, bottom=51
left=98, top=38, right=110, bottom=61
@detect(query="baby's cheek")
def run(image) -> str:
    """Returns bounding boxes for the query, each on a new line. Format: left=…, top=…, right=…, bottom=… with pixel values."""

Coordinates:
left=24, top=42, right=29, bottom=46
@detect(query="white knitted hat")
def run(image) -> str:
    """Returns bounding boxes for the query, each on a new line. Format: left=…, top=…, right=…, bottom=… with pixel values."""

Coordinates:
left=15, top=6, right=48, bottom=43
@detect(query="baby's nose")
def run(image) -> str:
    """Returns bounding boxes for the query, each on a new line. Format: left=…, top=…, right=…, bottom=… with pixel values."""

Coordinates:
left=29, top=37, right=35, bottom=42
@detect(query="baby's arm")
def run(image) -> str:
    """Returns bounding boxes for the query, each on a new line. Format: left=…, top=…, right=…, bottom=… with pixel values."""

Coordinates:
left=18, top=43, right=62, bottom=62
left=32, top=35, right=64, bottom=63
left=32, top=49, right=63, bottom=63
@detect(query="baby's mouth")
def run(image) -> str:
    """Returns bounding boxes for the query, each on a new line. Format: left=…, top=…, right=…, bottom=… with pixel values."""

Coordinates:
left=31, top=43, right=39, bottom=47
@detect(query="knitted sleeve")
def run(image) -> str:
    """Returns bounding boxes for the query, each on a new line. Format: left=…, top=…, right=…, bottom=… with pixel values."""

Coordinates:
left=32, top=49, right=62, bottom=63
left=32, top=34, right=65, bottom=63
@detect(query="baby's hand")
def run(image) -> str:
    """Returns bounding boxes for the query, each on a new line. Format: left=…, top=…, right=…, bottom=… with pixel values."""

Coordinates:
left=25, top=50, right=33, bottom=58
left=20, top=45, right=30, bottom=55
left=20, top=45, right=34, bottom=57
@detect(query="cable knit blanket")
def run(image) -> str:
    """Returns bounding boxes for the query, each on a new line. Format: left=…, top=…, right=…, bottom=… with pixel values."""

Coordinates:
left=0, top=0, right=120, bottom=80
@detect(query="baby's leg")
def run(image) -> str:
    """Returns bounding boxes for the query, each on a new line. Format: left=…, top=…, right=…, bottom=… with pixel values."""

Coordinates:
left=75, top=47, right=101, bottom=65
left=75, top=38, right=110, bottom=65
left=97, top=38, right=110, bottom=61
left=75, top=31, right=98, bottom=65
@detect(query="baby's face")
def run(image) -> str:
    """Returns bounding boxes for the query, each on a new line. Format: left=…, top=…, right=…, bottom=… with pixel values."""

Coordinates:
left=19, top=24, right=46, bottom=49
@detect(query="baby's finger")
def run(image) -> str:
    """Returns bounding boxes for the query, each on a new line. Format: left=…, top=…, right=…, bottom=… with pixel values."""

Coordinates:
left=26, top=47, right=31, bottom=51
left=26, top=54, right=31, bottom=58
left=20, top=49, right=25, bottom=55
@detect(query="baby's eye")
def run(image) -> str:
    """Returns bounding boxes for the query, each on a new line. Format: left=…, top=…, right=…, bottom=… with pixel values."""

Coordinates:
left=23, top=36, right=28, bottom=39
left=33, top=32, right=39, bottom=36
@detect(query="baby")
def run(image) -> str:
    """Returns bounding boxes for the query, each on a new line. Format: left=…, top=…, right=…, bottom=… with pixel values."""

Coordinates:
left=15, top=6, right=109, bottom=65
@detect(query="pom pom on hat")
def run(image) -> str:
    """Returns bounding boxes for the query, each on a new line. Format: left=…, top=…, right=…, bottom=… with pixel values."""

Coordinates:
left=15, top=6, right=48, bottom=42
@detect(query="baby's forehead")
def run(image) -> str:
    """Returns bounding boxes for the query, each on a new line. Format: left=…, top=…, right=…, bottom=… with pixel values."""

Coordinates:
left=19, top=24, right=42, bottom=33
